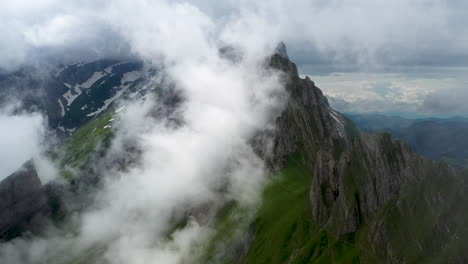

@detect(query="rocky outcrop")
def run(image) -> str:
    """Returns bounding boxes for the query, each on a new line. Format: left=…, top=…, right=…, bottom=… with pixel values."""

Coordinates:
left=0, top=161, right=64, bottom=241
left=263, top=49, right=468, bottom=263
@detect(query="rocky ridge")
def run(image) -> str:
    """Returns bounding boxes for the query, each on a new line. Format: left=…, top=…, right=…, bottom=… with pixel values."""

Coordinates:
left=248, top=47, right=468, bottom=263
left=0, top=45, right=467, bottom=264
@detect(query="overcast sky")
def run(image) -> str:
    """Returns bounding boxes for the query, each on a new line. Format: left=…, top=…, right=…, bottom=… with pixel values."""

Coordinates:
left=1, top=0, right=468, bottom=116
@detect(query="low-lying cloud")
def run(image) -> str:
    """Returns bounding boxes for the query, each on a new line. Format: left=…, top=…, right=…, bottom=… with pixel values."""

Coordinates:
left=0, top=1, right=286, bottom=263
left=1, top=1, right=467, bottom=263
left=0, top=104, right=59, bottom=183
left=0, top=109, right=43, bottom=180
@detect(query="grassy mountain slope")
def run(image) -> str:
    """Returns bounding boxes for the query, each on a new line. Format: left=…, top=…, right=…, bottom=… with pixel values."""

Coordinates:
left=13, top=50, right=466, bottom=263
left=203, top=52, right=468, bottom=264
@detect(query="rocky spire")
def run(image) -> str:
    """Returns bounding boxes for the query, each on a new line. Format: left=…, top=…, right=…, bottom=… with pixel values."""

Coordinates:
left=274, top=41, right=289, bottom=59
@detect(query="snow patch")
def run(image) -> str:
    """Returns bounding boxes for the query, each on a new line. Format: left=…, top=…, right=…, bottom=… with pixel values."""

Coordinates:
left=86, top=70, right=140, bottom=117
left=104, top=62, right=126, bottom=74
left=62, top=87, right=82, bottom=106
left=121, top=70, right=141, bottom=85
left=81, top=71, right=106, bottom=89
left=115, top=105, right=126, bottom=113
left=86, top=89, right=126, bottom=117
left=55, top=65, right=68, bottom=77
left=67, top=127, right=77, bottom=134
left=329, top=110, right=344, bottom=126
left=57, top=99, right=65, bottom=117
left=329, top=109, right=346, bottom=138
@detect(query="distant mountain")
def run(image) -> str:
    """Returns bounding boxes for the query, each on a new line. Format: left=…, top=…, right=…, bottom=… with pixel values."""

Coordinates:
left=0, top=59, right=155, bottom=135
left=348, top=114, right=468, bottom=168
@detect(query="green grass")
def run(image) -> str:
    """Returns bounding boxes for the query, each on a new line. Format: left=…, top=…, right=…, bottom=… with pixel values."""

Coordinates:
left=197, top=155, right=360, bottom=264
left=242, top=154, right=314, bottom=264
left=200, top=201, right=253, bottom=264
left=58, top=110, right=115, bottom=179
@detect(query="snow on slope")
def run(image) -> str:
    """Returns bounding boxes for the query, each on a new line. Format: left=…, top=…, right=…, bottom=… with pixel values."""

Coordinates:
left=81, top=71, right=106, bottom=88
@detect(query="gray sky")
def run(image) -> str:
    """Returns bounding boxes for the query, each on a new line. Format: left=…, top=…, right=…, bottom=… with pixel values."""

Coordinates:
left=1, top=0, right=468, bottom=115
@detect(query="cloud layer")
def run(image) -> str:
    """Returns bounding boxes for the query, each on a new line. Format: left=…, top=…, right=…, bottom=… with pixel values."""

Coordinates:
left=2, top=0, right=468, bottom=70
left=310, top=68, right=468, bottom=116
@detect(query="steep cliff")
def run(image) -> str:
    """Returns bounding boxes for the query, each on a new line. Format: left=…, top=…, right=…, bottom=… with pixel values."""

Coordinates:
left=0, top=161, right=64, bottom=241
left=213, top=49, right=468, bottom=264
left=1, top=47, right=465, bottom=264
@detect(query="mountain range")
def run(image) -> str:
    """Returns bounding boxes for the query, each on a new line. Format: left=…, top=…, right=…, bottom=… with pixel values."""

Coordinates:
left=348, top=114, right=468, bottom=168
left=0, top=44, right=467, bottom=263
left=0, top=59, right=151, bottom=136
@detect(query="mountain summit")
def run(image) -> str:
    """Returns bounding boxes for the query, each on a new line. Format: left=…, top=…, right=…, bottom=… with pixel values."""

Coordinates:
left=207, top=45, right=468, bottom=264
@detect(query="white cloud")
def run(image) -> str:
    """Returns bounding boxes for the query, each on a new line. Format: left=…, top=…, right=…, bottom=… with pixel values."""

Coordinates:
left=1, top=1, right=468, bottom=263
left=2, top=0, right=468, bottom=70
left=0, top=110, right=44, bottom=180
left=0, top=106, right=59, bottom=183
left=309, top=69, right=468, bottom=116
left=0, top=1, right=286, bottom=263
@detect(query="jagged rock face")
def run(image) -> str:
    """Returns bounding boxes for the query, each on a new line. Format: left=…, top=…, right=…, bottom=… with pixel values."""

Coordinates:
left=0, top=161, right=47, bottom=240
left=349, top=114, right=468, bottom=168
left=267, top=54, right=346, bottom=169
left=0, top=161, right=65, bottom=241
left=267, top=52, right=468, bottom=263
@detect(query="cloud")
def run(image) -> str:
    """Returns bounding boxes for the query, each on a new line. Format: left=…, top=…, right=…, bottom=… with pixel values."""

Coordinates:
left=0, top=107, right=44, bottom=180
left=310, top=69, right=468, bottom=116
left=1, top=1, right=467, bottom=263
left=0, top=1, right=286, bottom=263
left=0, top=0, right=129, bottom=70
left=282, top=0, right=468, bottom=69
left=2, top=0, right=468, bottom=71
left=420, top=85, right=468, bottom=115
left=0, top=104, right=59, bottom=183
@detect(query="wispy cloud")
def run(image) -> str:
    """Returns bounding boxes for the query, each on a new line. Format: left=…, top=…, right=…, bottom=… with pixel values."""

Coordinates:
left=0, top=104, right=58, bottom=182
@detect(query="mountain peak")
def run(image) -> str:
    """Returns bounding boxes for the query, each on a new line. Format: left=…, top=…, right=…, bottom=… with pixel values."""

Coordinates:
left=274, top=41, right=289, bottom=59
